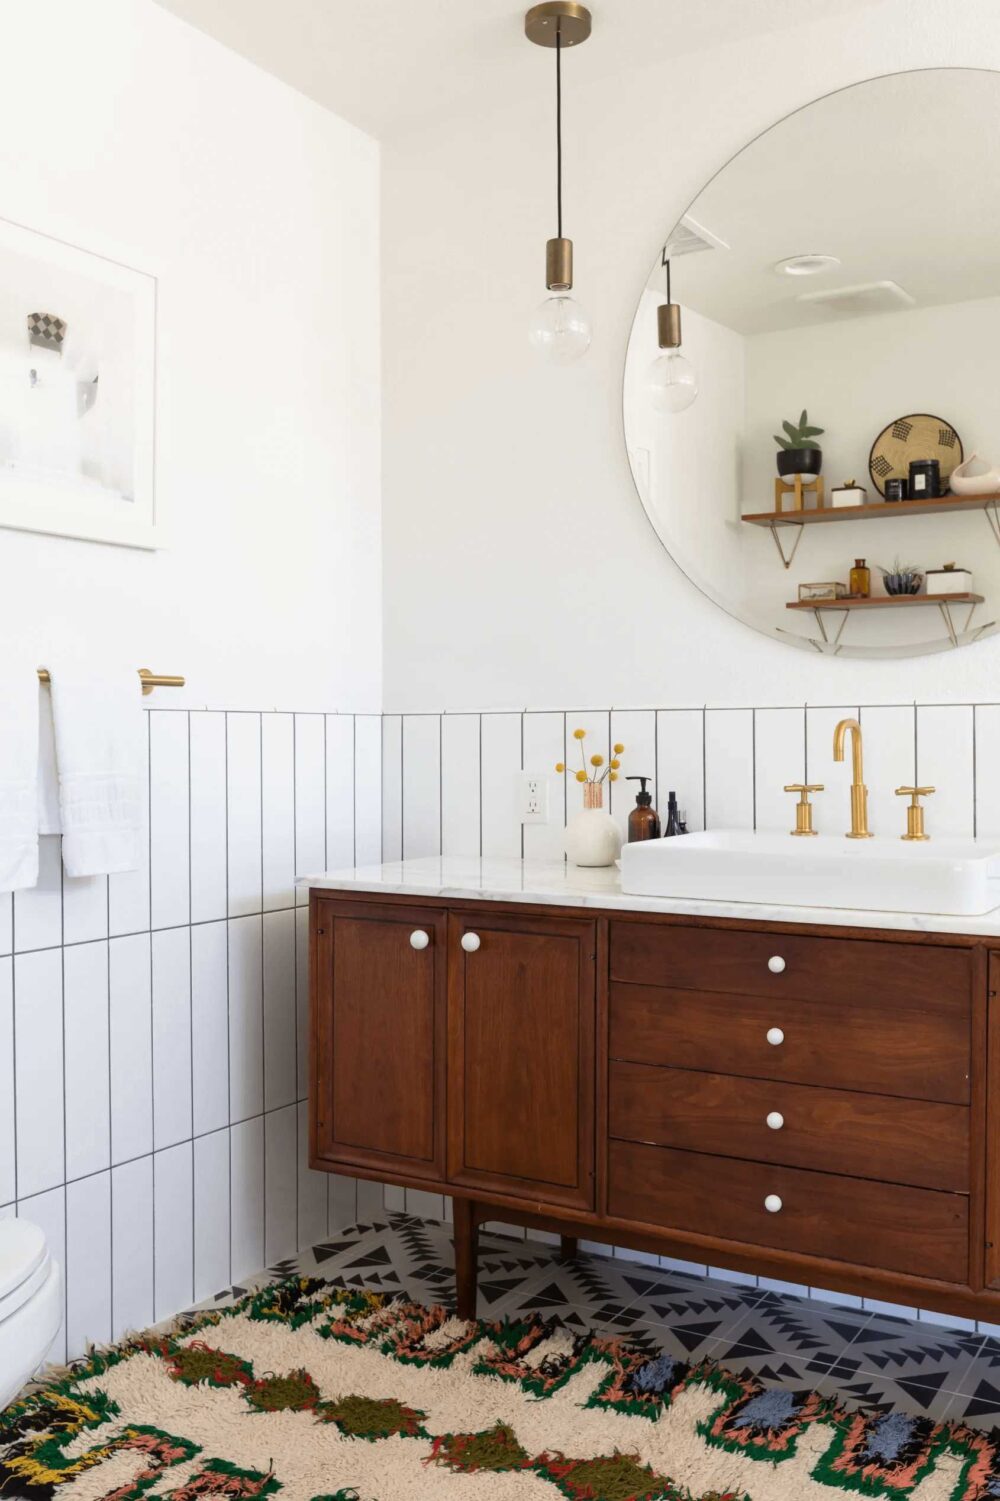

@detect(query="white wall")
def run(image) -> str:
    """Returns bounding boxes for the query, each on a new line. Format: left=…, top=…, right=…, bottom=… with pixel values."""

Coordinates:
left=381, top=0, right=1000, bottom=710
left=0, top=0, right=384, bottom=1359
left=0, top=0, right=381, bottom=712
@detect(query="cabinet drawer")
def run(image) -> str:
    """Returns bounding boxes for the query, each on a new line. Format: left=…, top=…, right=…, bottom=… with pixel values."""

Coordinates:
left=608, top=1140, right=969, bottom=1284
left=609, top=1061, right=969, bottom=1191
left=610, top=983, right=970, bottom=1103
left=609, top=921, right=970, bottom=1008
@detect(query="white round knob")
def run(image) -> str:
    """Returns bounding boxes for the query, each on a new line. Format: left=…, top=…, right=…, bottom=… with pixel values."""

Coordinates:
left=409, top=929, right=430, bottom=950
left=764, top=1193, right=783, bottom=1214
left=768, top=955, right=786, bottom=974
left=766, top=1111, right=785, bottom=1131
left=766, top=1026, right=784, bottom=1047
left=460, top=932, right=481, bottom=953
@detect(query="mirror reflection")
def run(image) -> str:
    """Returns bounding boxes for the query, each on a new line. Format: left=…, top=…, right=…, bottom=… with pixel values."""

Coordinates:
left=623, top=68, right=1000, bottom=657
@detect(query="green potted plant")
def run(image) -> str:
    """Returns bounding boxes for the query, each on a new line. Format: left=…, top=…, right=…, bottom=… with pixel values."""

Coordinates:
left=774, top=409, right=824, bottom=479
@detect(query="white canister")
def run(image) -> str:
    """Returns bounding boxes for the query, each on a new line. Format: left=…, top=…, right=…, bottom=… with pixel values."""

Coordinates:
left=926, top=564, right=973, bottom=595
left=565, top=782, right=622, bottom=868
left=830, top=484, right=868, bottom=508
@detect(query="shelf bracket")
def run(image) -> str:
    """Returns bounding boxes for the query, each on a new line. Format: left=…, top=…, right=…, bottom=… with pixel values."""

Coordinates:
left=930, top=594, right=978, bottom=648
left=985, top=501, right=1000, bottom=548
left=768, top=521, right=804, bottom=570
left=811, top=606, right=850, bottom=652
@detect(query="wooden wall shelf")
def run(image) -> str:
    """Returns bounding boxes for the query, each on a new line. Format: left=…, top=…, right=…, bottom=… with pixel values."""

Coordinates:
left=743, top=493, right=1000, bottom=568
left=745, top=494, right=1000, bottom=528
left=786, top=592, right=985, bottom=612
left=786, top=592, right=989, bottom=651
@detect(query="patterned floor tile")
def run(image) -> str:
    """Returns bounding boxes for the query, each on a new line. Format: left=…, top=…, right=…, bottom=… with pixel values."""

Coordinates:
left=182, top=1215, right=990, bottom=1430
left=748, top=1291, right=875, bottom=1364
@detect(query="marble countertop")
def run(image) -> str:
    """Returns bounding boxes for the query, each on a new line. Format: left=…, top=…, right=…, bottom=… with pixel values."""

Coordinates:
left=301, top=855, right=1000, bottom=938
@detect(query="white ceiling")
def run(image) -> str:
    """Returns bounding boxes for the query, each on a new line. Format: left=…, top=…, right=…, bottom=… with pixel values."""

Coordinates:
left=649, top=67, right=1000, bottom=336
left=154, top=0, right=871, bottom=141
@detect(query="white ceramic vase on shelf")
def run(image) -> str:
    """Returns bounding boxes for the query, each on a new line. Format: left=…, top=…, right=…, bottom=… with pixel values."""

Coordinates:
left=565, top=781, right=622, bottom=868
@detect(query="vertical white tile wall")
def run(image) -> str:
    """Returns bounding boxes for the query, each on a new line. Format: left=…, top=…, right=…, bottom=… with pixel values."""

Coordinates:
left=3, top=698, right=996, bottom=1363
left=0, top=709, right=384, bottom=1364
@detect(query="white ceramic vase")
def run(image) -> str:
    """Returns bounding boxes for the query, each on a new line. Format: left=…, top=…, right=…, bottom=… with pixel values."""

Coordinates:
left=950, top=453, right=1000, bottom=496
left=565, top=782, right=622, bottom=868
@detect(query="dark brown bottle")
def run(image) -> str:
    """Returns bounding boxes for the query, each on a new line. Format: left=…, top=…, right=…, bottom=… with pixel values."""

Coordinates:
left=626, top=776, right=661, bottom=842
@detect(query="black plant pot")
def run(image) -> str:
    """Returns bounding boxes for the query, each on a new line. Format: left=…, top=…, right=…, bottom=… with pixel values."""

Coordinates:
left=777, top=447, right=822, bottom=479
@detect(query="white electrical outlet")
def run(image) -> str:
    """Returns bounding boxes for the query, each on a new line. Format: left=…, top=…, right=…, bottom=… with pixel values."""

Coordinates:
left=517, top=772, right=550, bottom=825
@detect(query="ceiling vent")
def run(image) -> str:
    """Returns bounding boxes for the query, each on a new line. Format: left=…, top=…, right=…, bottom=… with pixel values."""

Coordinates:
left=797, top=280, right=916, bottom=316
left=664, top=214, right=729, bottom=258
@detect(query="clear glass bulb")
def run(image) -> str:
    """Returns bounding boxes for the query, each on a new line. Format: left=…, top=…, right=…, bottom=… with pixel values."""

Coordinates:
left=528, top=294, right=592, bottom=364
left=648, top=349, right=698, bottom=413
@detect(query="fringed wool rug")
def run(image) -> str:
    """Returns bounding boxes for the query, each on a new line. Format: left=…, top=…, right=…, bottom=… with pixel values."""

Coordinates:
left=2, top=1277, right=999, bottom=1500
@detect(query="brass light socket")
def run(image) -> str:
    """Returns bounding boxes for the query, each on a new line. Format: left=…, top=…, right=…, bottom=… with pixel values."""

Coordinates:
left=546, top=237, right=573, bottom=291
left=657, top=301, right=682, bottom=349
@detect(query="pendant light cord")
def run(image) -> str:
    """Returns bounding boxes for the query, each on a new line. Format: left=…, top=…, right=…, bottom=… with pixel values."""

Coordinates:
left=556, top=26, right=563, bottom=238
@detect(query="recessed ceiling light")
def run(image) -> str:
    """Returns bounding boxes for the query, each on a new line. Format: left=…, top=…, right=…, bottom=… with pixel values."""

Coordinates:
left=774, top=254, right=841, bottom=277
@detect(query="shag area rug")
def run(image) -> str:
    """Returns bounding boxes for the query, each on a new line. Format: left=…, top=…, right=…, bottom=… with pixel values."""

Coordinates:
left=2, top=1278, right=999, bottom=1501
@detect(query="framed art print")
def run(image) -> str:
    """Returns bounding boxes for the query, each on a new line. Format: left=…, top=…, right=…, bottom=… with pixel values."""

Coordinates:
left=0, top=214, right=158, bottom=548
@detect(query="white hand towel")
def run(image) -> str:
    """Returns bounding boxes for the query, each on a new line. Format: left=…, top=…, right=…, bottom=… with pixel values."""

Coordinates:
left=37, top=687, right=61, bottom=835
left=0, top=660, right=39, bottom=891
left=47, top=664, right=144, bottom=877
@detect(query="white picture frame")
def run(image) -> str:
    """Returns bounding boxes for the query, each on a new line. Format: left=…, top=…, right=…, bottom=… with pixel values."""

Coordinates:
left=0, top=214, right=158, bottom=549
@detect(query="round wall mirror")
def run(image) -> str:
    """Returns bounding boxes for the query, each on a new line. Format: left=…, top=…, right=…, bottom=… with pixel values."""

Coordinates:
left=623, top=68, right=1000, bottom=658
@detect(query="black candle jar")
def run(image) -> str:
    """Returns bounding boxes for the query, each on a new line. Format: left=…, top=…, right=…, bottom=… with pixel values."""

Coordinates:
left=884, top=477, right=908, bottom=502
left=908, top=458, right=941, bottom=499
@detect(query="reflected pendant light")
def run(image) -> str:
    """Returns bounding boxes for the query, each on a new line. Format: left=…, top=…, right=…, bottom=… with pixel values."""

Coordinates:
left=525, top=2, right=592, bottom=363
left=649, top=251, right=698, bottom=412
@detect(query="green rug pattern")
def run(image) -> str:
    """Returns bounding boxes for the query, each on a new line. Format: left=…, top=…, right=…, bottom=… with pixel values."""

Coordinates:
left=2, top=1276, right=999, bottom=1500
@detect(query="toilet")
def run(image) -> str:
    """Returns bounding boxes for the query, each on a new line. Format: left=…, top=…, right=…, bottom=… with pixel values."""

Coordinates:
left=0, top=1221, right=62, bottom=1411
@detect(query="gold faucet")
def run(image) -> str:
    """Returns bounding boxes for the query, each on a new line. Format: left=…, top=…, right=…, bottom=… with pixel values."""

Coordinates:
left=833, top=718, right=872, bottom=838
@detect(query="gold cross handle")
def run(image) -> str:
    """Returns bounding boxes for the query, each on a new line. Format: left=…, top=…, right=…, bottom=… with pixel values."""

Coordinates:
left=783, top=783, right=825, bottom=837
left=895, top=785, right=936, bottom=842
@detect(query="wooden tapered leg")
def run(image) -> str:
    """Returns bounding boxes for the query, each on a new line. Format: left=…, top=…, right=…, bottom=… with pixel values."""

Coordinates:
left=559, top=1235, right=578, bottom=1263
left=453, top=1198, right=479, bottom=1321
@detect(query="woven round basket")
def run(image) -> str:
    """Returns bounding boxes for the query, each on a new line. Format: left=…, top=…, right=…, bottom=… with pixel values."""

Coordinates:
left=868, top=412, right=963, bottom=497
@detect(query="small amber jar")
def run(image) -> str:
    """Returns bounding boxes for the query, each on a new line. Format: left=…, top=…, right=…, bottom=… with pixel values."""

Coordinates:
left=849, top=558, right=871, bottom=597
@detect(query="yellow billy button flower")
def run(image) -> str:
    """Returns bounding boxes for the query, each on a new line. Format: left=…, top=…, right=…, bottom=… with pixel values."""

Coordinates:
left=575, top=770, right=588, bottom=783
left=590, top=754, right=604, bottom=767
left=613, top=743, right=625, bottom=754
left=609, top=771, right=619, bottom=782
left=555, top=762, right=565, bottom=773
left=610, top=758, right=621, bottom=770
left=573, top=728, right=586, bottom=740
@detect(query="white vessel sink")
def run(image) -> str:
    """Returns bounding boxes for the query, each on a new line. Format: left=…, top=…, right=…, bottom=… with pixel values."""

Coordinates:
left=619, top=830, right=1000, bottom=916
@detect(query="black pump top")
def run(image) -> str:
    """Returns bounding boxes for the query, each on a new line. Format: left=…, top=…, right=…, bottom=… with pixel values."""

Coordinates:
left=627, top=775, right=653, bottom=806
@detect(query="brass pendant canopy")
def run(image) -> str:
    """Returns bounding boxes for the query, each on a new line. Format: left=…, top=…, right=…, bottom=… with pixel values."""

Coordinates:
left=546, top=237, right=573, bottom=291
left=657, top=301, right=682, bottom=349
left=525, top=2, right=592, bottom=47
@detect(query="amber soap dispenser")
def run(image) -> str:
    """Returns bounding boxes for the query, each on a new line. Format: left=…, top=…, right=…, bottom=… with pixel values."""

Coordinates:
left=627, top=777, right=661, bottom=842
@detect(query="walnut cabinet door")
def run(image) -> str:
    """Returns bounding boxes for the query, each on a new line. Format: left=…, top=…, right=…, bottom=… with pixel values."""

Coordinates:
left=446, top=911, right=596, bottom=1210
left=311, top=899, right=447, bottom=1184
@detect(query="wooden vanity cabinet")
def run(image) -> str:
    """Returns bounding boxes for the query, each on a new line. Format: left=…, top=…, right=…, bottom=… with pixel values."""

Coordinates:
left=310, top=888, right=1000, bottom=1324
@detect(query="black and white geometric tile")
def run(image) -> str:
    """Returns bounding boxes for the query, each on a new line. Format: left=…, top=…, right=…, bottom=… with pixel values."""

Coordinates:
left=184, top=1212, right=1000, bottom=1429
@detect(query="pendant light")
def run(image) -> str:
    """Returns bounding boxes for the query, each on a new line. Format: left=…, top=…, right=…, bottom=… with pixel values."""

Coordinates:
left=525, top=2, right=592, bottom=364
left=649, top=251, right=698, bottom=412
